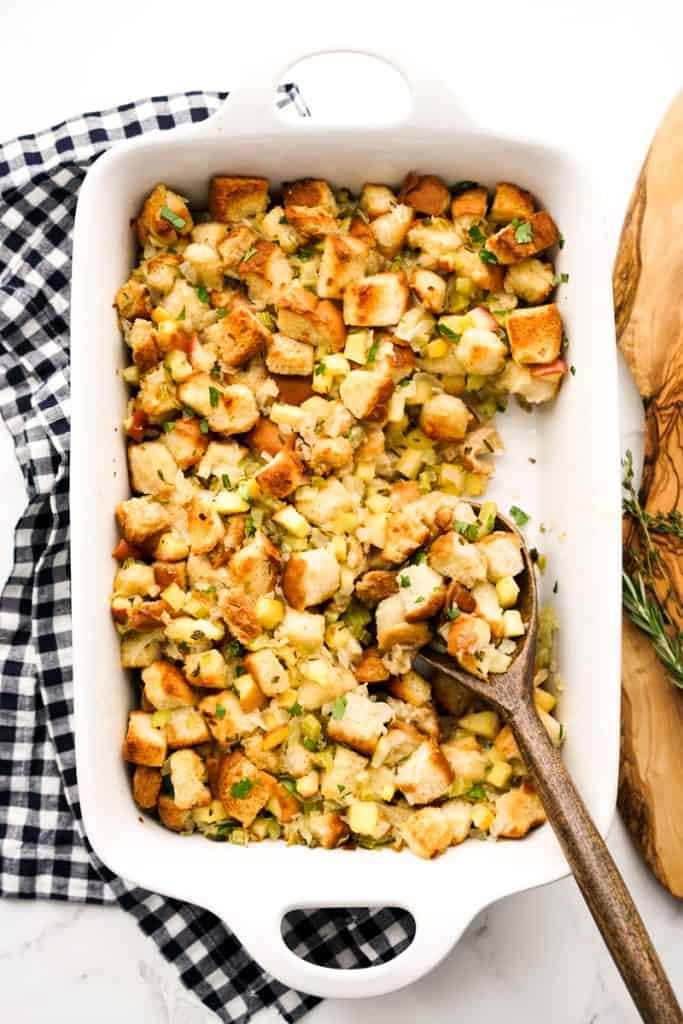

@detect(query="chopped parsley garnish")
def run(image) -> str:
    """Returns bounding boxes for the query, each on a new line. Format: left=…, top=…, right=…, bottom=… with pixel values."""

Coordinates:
left=162, top=421, right=175, bottom=433
left=214, top=704, right=226, bottom=720
left=399, top=574, right=411, bottom=588
left=183, top=407, right=195, bottom=418
left=279, top=215, right=289, bottom=224
left=513, top=220, right=533, bottom=244
left=230, top=779, right=254, bottom=799
left=570, top=365, right=576, bottom=376
left=221, top=473, right=232, bottom=490
left=295, top=246, right=316, bottom=260
left=553, top=580, right=559, bottom=594
left=302, top=737, right=318, bottom=752
left=241, top=246, right=257, bottom=263
left=454, top=519, right=479, bottom=542
left=289, top=702, right=302, bottom=717
left=210, top=362, right=222, bottom=379
left=196, top=285, right=210, bottom=304
left=410, top=549, right=428, bottom=565
left=330, top=696, right=347, bottom=720
left=509, top=505, right=530, bottom=526
left=280, top=777, right=298, bottom=796
left=208, top=385, right=220, bottom=408
left=199, top=418, right=209, bottom=434
left=314, top=363, right=326, bottom=376
left=414, top=596, right=425, bottom=604
left=468, top=224, right=486, bottom=244
left=228, top=640, right=244, bottom=658
left=446, top=606, right=461, bottom=620
left=553, top=272, right=570, bottom=285
left=558, top=234, right=565, bottom=249
left=244, top=514, right=255, bottom=537
left=215, top=307, right=228, bottom=319
left=177, top=306, right=186, bottom=320
left=366, top=339, right=380, bottom=363
left=452, top=180, right=480, bottom=195
left=159, top=205, right=186, bottom=231
left=467, top=783, right=487, bottom=801
left=479, top=248, right=498, bottom=265
left=337, top=784, right=346, bottom=795
left=437, top=323, right=461, bottom=342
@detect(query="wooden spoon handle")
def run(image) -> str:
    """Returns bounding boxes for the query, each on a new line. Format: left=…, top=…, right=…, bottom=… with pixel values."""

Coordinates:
left=510, top=701, right=682, bottom=1024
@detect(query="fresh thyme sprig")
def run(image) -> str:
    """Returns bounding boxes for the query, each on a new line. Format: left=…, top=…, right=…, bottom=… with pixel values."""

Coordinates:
left=622, top=450, right=683, bottom=689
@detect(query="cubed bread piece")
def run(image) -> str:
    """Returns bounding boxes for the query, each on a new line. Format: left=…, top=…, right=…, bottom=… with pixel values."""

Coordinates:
left=123, top=711, right=167, bottom=767
left=395, top=739, right=453, bottom=805
left=159, top=279, right=213, bottom=332
left=370, top=204, right=415, bottom=257
left=457, top=328, right=507, bottom=376
left=218, top=225, right=259, bottom=272
left=381, top=511, right=430, bottom=565
left=407, top=222, right=462, bottom=259
left=198, top=690, right=260, bottom=744
left=184, top=648, right=227, bottom=689
left=136, top=183, right=193, bottom=246
left=494, top=724, right=523, bottom=763
left=209, top=176, right=269, bottom=223
left=441, top=735, right=487, bottom=781
left=217, top=587, right=262, bottom=645
left=295, top=478, right=353, bottom=526
left=320, top=745, right=369, bottom=800
left=216, top=750, right=273, bottom=827
left=317, top=234, right=369, bottom=299
left=129, top=319, right=158, bottom=371
left=355, top=647, right=391, bottom=683
left=489, top=182, right=535, bottom=224
left=447, top=613, right=491, bottom=662
left=450, top=187, right=489, bottom=221
left=113, top=561, right=158, bottom=598
left=419, top=393, right=473, bottom=442
left=177, top=373, right=259, bottom=435
left=409, top=268, right=447, bottom=313
left=168, top=749, right=211, bottom=810
left=283, top=179, right=338, bottom=238
left=339, top=369, right=393, bottom=421
left=360, top=183, right=397, bottom=219
left=282, top=548, right=340, bottom=609
left=203, top=299, right=271, bottom=367
left=504, top=258, right=555, bottom=305
left=400, top=799, right=473, bottom=858
left=279, top=607, right=325, bottom=651
left=309, top=437, right=354, bottom=473
left=398, top=173, right=450, bottom=216
left=182, top=241, right=223, bottom=289
left=260, top=204, right=301, bottom=253
left=472, top=580, right=504, bottom=638
left=239, top=240, right=293, bottom=306
left=165, top=707, right=211, bottom=749
left=278, top=288, right=346, bottom=351
left=355, top=570, right=399, bottom=605
left=374, top=338, right=415, bottom=383
left=326, top=691, right=393, bottom=756
left=157, top=795, right=193, bottom=832
left=450, top=246, right=504, bottom=291
left=115, top=278, right=151, bottom=320
left=266, top=333, right=315, bottom=377
left=343, top=272, right=409, bottom=327
left=485, top=211, right=559, bottom=265
left=387, top=696, right=440, bottom=738
left=128, top=442, right=178, bottom=497
left=490, top=783, right=546, bottom=838
left=243, top=649, right=290, bottom=696
left=499, top=361, right=562, bottom=404
left=387, top=671, right=431, bottom=706
left=136, top=366, right=180, bottom=424
left=429, top=532, right=487, bottom=587
left=375, top=594, right=432, bottom=651
left=142, top=660, right=194, bottom=710
left=246, top=416, right=293, bottom=457
left=120, top=631, right=164, bottom=669
left=195, top=439, right=246, bottom=484
left=228, top=531, right=280, bottom=597
left=187, top=490, right=225, bottom=555
left=143, top=252, right=183, bottom=296
left=255, top=448, right=306, bottom=498
left=308, top=811, right=350, bottom=849
left=116, top=496, right=170, bottom=545
left=133, top=766, right=162, bottom=809
left=477, top=531, right=524, bottom=581
left=397, top=563, right=446, bottom=622
left=506, top=303, right=562, bottom=365
left=161, top=417, right=209, bottom=470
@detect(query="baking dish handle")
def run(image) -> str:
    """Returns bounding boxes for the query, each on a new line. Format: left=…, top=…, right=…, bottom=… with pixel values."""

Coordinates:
left=218, top=891, right=475, bottom=999
left=202, top=47, right=474, bottom=136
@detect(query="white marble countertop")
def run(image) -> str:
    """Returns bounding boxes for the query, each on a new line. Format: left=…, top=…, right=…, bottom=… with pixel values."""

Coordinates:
left=1, top=1, right=682, bottom=1020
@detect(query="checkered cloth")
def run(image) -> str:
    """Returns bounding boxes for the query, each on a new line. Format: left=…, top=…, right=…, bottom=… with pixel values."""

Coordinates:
left=0, top=88, right=414, bottom=1022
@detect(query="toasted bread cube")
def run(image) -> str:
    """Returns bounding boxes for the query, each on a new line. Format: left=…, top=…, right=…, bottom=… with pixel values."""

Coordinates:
left=489, top=182, right=534, bottom=225
left=472, top=580, right=504, bottom=638
left=325, top=691, right=393, bottom=757
left=429, top=532, right=487, bottom=587
left=360, top=184, right=397, bottom=219
left=397, top=563, right=446, bottom=622
left=317, top=234, right=369, bottom=299
left=295, top=478, right=353, bottom=527
left=128, top=442, right=178, bottom=497
left=157, top=794, right=194, bottom=832
left=152, top=533, right=190, bottom=565
left=133, top=766, right=162, bottom=809
left=229, top=531, right=280, bottom=598
left=504, top=258, right=555, bottom=305
left=265, top=333, right=315, bottom=377
left=218, top=225, right=259, bottom=272
left=184, top=648, right=227, bottom=689
left=399, top=173, right=450, bottom=216
left=116, top=496, right=170, bottom=546
left=123, top=711, right=167, bottom=767
left=243, top=649, right=290, bottom=696
left=450, top=246, right=504, bottom=291
left=136, top=183, right=193, bottom=246
left=142, top=660, right=194, bottom=710
left=401, top=799, right=472, bottom=858
left=354, top=647, right=391, bottom=683
left=260, top=204, right=301, bottom=253
left=254, top=449, right=306, bottom=499
left=198, top=690, right=258, bottom=744
left=500, top=361, right=562, bottom=405
left=161, top=417, right=208, bottom=470
left=320, top=745, right=369, bottom=800
left=217, top=587, right=261, bottom=645
left=280, top=607, right=325, bottom=651
left=286, top=205, right=338, bottom=238
left=387, top=671, right=431, bottom=706
left=113, top=560, right=158, bottom=600
left=186, top=490, right=225, bottom=555
left=278, top=288, right=346, bottom=351
left=143, top=251, right=183, bottom=295
left=447, top=613, right=491, bottom=659
left=494, top=723, right=522, bottom=763
left=381, top=511, right=430, bottom=565
left=308, top=811, right=350, bottom=848
left=419, top=393, right=472, bottom=442
left=165, top=707, right=211, bottom=749
left=409, top=268, right=447, bottom=313
left=441, top=735, right=487, bottom=781
left=176, top=373, right=258, bottom=435
left=182, top=241, right=223, bottom=289
left=395, top=739, right=453, bottom=805
left=407, top=221, right=462, bottom=260
left=339, top=369, right=393, bottom=421
left=282, top=548, right=340, bottom=609
left=209, top=176, right=269, bottom=223
left=506, top=303, right=562, bottom=365
left=355, top=570, right=399, bottom=605
left=235, top=673, right=267, bottom=712
left=216, top=751, right=273, bottom=826
left=240, top=240, right=293, bottom=305
left=450, top=187, right=489, bottom=221
left=120, top=631, right=164, bottom=668
left=283, top=179, right=338, bottom=238
left=203, top=300, right=270, bottom=368
left=168, top=749, right=211, bottom=810
left=343, top=272, right=409, bottom=327
left=477, top=531, right=524, bottom=582
left=486, top=211, right=559, bottom=265
left=490, top=783, right=546, bottom=838
left=457, top=328, right=507, bottom=376
left=370, top=204, right=414, bottom=257
left=115, top=277, right=151, bottom=321
left=375, top=594, right=432, bottom=651
left=128, top=319, right=158, bottom=372
left=136, top=366, right=180, bottom=424
left=309, top=437, right=354, bottom=473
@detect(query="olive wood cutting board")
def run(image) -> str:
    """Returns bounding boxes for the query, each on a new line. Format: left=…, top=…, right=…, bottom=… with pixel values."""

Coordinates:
left=614, top=89, right=683, bottom=899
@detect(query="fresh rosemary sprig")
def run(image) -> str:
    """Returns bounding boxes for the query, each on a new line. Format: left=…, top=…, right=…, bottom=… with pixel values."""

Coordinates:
left=622, top=450, right=683, bottom=689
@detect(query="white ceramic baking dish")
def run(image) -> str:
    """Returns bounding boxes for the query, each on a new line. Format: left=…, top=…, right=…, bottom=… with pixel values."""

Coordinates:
left=70, top=48, right=622, bottom=1000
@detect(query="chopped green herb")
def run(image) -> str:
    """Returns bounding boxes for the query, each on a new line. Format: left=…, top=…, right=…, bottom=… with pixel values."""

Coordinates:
left=289, top=702, right=302, bottom=717
left=337, top=784, right=346, bottom=795
left=279, top=215, right=289, bottom=224
left=221, top=473, right=232, bottom=490
left=196, top=285, right=210, bottom=304
left=314, top=363, right=326, bottom=376
left=230, top=779, right=254, bottom=799
left=414, top=596, right=425, bottom=604
left=570, top=365, right=576, bottom=376
left=468, top=224, right=486, bottom=244
left=210, top=362, right=222, bottom=379
left=214, top=704, right=226, bottom=720
left=553, top=580, right=559, bottom=594
left=558, top=234, right=565, bottom=249
left=454, top=519, right=479, bottom=542
left=162, top=421, right=175, bottom=433
left=208, top=385, right=220, bottom=408
left=295, top=246, right=316, bottom=261
left=280, top=777, right=298, bottom=796
left=509, top=505, right=530, bottom=526
left=411, top=549, right=428, bottom=565
left=302, top=737, right=318, bottom=752
left=228, top=640, right=244, bottom=658
left=215, top=307, right=228, bottom=319
left=177, top=306, right=186, bottom=321
left=366, top=339, right=380, bottom=363
left=157, top=469, right=167, bottom=482
left=514, top=221, right=533, bottom=244
left=437, top=323, right=461, bottom=342
left=399, top=574, right=411, bottom=588
left=467, top=783, right=487, bottom=801
left=399, top=377, right=411, bottom=387
left=479, top=248, right=498, bottom=265
left=244, top=514, right=255, bottom=537
left=199, top=418, right=209, bottom=435
left=159, top=205, right=186, bottom=231
left=241, top=246, right=257, bottom=263
left=452, top=180, right=480, bottom=195
left=330, top=696, right=347, bottom=720
left=183, top=407, right=195, bottom=418
left=446, top=606, right=461, bottom=621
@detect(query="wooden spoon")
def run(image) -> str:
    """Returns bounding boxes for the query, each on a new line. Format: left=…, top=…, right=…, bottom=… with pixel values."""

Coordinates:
left=414, top=508, right=682, bottom=1024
